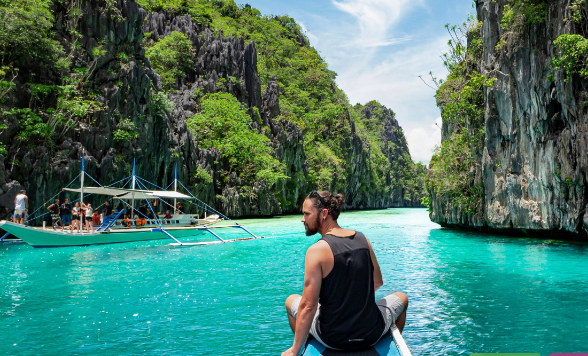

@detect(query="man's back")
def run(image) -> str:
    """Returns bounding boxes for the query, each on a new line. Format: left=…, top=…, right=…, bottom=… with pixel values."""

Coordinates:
left=316, top=232, right=385, bottom=350
left=15, top=194, right=26, bottom=209
left=282, top=191, right=408, bottom=356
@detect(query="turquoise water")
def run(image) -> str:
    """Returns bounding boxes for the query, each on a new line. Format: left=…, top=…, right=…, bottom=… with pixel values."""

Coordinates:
left=1, top=208, right=587, bottom=355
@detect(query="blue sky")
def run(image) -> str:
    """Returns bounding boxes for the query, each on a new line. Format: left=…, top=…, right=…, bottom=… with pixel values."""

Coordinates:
left=244, top=0, right=475, bottom=164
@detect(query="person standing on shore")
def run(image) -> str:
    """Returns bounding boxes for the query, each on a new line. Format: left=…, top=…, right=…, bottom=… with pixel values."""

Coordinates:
left=60, top=198, right=71, bottom=227
left=13, top=189, right=28, bottom=225
left=282, top=190, right=409, bottom=355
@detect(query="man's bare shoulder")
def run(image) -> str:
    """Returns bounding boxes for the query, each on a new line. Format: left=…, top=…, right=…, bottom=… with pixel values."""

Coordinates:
left=306, top=239, right=330, bottom=258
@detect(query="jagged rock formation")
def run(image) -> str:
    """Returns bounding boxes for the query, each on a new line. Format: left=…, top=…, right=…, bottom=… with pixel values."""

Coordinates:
left=0, top=0, right=423, bottom=221
left=346, top=103, right=424, bottom=208
left=430, top=0, right=588, bottom=238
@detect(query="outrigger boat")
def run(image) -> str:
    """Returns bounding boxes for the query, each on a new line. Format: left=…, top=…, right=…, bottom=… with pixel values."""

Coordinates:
left=0, top=154, right=261, bottom=248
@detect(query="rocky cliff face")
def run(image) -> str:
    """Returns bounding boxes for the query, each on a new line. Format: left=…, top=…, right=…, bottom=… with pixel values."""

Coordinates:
left=0, top=0, right=422, bottom=222
left=431, top=0, right=588, bottom=238
left=347, top=103, right=425, bottom=209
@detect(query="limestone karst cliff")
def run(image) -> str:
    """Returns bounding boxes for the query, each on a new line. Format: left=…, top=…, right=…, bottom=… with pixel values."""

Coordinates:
left=428, top=0, right=588, bottom=238
left=0, top=0, right=424, bottom=222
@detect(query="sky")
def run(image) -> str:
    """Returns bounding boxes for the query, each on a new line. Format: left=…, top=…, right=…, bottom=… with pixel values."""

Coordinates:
left=243, top=0, right=476, bottom=164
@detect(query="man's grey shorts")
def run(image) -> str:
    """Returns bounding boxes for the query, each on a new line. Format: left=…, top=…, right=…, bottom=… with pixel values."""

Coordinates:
left=289, top=294, right=405, bottom=349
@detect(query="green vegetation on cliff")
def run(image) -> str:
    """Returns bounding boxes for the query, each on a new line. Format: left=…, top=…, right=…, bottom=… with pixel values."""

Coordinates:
left=145, top=31, right=194, bottom=90
left=0, top=0, right=67, bottom=71
left=349, top=102, right=427, bottom=205
left=0, top=0, right=426, bottom=217
left=500, top=0, right=546, bottom=31
left=550, top=2, right=588, bottom=82
left=140, top=0, right=425, bottom=206
left=426, top=20, right=493, bottom=214
left=187, top=93, right=287, bottom=187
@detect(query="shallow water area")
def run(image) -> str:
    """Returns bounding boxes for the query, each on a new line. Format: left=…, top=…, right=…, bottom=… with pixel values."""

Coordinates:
left=1, top=208, right=588, bottom=355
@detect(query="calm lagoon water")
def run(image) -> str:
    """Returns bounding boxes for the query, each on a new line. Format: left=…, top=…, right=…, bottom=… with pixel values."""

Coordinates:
left=1, top=208, right=588, bottom=355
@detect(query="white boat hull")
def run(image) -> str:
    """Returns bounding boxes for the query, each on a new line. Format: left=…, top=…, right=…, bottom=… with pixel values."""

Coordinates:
left=0, top=220, right=214, bottom=247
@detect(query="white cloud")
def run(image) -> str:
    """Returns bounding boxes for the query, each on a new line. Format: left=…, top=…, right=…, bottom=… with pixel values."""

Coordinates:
left=331, top=0, right=421, bottom=48
left=334, top=36, right=448, bottom=164
left=336, top=36, right=448, bottom=105
left=339, top=35, right=413, bottom=49
left=406, top=117, right=442, bottom=165
left=306, top=0, right=450, bottom=164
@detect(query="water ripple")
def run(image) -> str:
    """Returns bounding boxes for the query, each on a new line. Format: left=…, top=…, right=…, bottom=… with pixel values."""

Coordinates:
left=1, top=209, right=588, bottom=355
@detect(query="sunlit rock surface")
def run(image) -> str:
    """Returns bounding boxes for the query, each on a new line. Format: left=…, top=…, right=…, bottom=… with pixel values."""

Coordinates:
left=431, top=0, right=588, bottom=238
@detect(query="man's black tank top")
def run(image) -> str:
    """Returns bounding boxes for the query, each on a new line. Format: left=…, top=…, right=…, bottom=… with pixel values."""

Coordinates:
left=316, top=232, right=385, bottom=350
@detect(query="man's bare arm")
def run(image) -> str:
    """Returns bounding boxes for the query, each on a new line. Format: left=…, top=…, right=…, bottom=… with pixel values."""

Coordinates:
left=366, top=238, right=383, bottom=291
left=284, top=243, right=324, bottom=355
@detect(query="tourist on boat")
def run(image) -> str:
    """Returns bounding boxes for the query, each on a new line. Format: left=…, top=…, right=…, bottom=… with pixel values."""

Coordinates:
left=164, top=210, right=172, bottom=219
left=47, top=199, right=64, bottom=231
left=138, top=203, right=148, bottom=217
left=60, top=198, right=71, bottom=227
left=176, top=202, right=184, bottom=214
left=122, top=215, right=132, bottom=228
left=116, top=202, right=124, bottom=213
left=282, top=190, right=409, bottom=356
left=92, top=210, right=101, bottom=226
left=81, top=202, right=94, bottom=233
left=13, top=189, right=28, bottom=225
left=134, top=204, right=147, bottom=226
left=71, top=202, right=81, bottom=233
left=153, top=198, right=160, bottom=210
left=102, top=200, right=113, bottom=220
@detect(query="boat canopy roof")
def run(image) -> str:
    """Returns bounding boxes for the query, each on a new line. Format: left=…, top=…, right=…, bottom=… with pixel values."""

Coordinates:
left=63, top=186, right=194, bottom=199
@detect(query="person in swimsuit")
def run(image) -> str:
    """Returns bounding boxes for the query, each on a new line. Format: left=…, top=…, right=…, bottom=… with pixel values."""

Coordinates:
left=47, top=199, right=64, bottom=230
left=70, top=202, right=81, bottom=233
left=13, top=189, right=28, bottom=225
left=60, top=198, right=71, bottom=227
left=282, top=190, right=409, bottom=355
left=81, top=202, right=94, bottom=233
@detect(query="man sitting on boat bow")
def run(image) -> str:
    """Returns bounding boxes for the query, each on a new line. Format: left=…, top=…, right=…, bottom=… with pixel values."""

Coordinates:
left=282, top=190, right=409, bottom=355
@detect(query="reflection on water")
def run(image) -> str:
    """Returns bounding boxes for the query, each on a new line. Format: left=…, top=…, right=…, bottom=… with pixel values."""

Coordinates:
left=1, top=209, right=587, bottom=355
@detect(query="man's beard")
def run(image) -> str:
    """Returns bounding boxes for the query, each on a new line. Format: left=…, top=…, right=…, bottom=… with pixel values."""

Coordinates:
left=305, top=214, right=321, bottom=236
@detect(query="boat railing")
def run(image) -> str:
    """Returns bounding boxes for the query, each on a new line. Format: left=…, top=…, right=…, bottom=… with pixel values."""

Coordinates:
left=97, top=209, right=126, bottom=232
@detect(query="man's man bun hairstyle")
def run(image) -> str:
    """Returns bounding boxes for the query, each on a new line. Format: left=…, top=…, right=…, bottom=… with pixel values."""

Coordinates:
left=308, top=190, right=346, bottom=221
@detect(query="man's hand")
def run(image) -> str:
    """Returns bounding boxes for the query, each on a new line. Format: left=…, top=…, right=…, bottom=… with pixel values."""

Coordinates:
left=281, top=347, right=298, bottom=356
